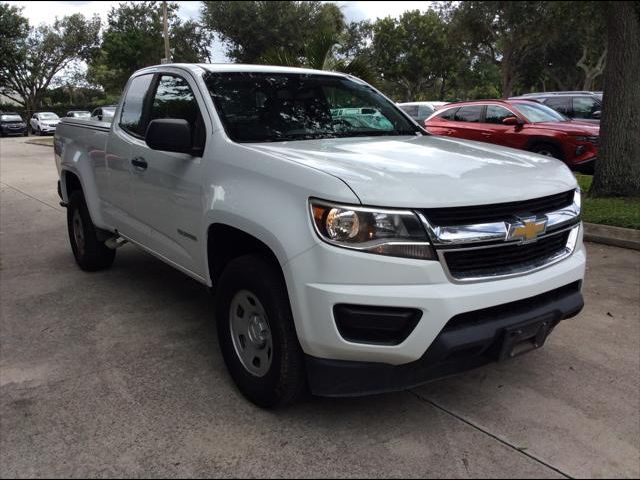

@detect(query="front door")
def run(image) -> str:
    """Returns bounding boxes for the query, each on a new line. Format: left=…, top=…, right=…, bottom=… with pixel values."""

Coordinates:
left=126, top=72, right=208, bottom=278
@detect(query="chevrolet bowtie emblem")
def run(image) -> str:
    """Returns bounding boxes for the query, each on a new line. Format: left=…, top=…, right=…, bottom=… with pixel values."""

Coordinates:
left=507, top=216, right=548, bottom=242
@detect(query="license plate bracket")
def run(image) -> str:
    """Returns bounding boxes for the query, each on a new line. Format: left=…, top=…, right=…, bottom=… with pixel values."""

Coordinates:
left=499, top=315, right=554, bottom=361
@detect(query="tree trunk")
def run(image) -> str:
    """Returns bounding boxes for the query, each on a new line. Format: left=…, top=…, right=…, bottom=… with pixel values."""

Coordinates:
left=590, top=2, right=640, bottom=197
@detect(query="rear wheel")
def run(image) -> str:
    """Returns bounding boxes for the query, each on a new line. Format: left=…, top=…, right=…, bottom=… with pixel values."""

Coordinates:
left=215, top=254, right=306, bottom=408
left=530, top=143, right=563, bottom=160
left=67, top=190, right=116, bottom=271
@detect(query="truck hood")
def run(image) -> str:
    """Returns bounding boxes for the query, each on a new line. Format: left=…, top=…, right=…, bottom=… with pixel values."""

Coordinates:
left=245, top=135, right=577, bottom=208
left=526, top=121, right=599, bottom=135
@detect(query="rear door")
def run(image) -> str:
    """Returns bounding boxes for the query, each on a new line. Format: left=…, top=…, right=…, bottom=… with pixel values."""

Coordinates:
left=102, top=73, right=155, bottom=236
left=449, top=105, right=487, bottom=142
left=126, top=72, right=208, bottom=277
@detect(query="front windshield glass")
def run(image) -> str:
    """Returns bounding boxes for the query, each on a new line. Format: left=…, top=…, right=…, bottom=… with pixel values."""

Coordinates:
left=1, top=115, right=22, bottom=122
left=204, top=72, right=420, bottom=142
left=515, top=102, right=568, bottom=123
left=72, top=112, right=91, bottom=118
left=39, top=112, right=59, bottom=120
left=102, top=107, right=116, bottom=117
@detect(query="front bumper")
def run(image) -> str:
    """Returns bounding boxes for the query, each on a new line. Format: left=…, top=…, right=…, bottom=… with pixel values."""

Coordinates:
left=306, top=280, right=583, bottom=396
left=285, top=227, right=585, bottom=365
left=1, top=126, right=27, bottom=135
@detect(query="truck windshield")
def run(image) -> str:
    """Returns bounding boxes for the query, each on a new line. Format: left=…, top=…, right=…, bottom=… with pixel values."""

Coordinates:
left=204, top=72, right=420, bottom=143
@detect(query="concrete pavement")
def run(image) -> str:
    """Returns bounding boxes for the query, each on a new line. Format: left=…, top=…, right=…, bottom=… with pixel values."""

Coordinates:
left=1, top=136, right=639, bottom=478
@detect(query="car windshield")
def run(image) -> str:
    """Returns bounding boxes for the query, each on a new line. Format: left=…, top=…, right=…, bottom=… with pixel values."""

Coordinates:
left=204, top=72, right=420, bottom=142
left=1, top=115, right=22, bottom=122
left=102, top=107, right=116, bottom=117
left=72, top=112, right=91, bottom=118
left=515, top=102, right=568, bottom=123
left=39, top=113, right=59, bottom=120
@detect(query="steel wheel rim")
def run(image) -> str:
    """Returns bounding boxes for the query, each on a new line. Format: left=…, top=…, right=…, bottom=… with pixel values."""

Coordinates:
left=72, top=209, right=85, bottom=257
left=229, top=290, right=273, bottom=377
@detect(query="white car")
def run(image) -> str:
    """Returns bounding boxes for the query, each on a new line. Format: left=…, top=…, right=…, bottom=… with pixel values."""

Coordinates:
left=54, top=64, right=585, bottom=408
left=398, top=101, right=450, bottom=125
left=90, top=106, right=117, bottom=122
left=30, top=112, right=60, bottom=135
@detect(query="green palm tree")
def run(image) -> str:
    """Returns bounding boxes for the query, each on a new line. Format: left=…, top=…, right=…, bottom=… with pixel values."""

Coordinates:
left=260, top=31, right=376, bottom=85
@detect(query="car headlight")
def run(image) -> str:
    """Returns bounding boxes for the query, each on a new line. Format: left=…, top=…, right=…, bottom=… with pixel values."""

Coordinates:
left=573, top=188, right=581, bottom=215
left=310, top=199, right=435, bottom=259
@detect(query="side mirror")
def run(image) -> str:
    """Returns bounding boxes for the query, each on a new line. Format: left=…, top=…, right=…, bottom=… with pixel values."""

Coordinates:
left=145, top=119, right=192, bottom=154
left=502, top=116, right=521, bottom=126
left=592, top=110, right=601, bottom=119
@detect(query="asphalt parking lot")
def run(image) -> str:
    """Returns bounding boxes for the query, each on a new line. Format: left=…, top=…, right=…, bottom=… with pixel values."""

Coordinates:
left=1, top=135, right=639, bottom=478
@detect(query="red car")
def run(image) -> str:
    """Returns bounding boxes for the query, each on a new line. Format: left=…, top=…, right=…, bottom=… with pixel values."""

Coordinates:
left=424, top=99, right=599, bottom=172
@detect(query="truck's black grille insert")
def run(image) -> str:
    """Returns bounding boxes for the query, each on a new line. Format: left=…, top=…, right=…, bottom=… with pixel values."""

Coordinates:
left=421, top=190, right=574, bottom=226
left=444, top=230, right=571, bottom=279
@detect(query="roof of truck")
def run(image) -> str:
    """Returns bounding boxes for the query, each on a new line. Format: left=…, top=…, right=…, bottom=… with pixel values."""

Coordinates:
left=135, top=63, right=352, bottom=78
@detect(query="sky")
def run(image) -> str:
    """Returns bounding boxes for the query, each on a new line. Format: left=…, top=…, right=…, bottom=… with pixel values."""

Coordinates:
left=6, top=1, right=434, bottom=61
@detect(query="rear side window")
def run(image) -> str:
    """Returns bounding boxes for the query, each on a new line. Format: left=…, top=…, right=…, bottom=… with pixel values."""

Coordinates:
left=454, top=106, right=483, bottom=123
left=400, top=105, right=418, bottom=117
left=437, top=107, right=458, bottom=120
left=541, top=96, right=570, bottom=115
left=417, top=105, right=434, bottom=120
left=119, top=74, right=154, bottom=137
left=485, top=105, right=514, bottom=124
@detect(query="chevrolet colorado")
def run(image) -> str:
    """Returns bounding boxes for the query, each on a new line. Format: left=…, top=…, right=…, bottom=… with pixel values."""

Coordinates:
left=54, top=64, right=585, bottom=408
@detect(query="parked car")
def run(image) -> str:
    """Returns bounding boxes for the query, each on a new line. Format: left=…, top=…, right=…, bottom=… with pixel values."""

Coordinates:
left=425, top=99, right=599, bottom=173
left=90, top=105, right=117, bottom=122
left=510, top=91, right=602, bottom=123
left=66, top=110, right=92, bottom=119
left=55, top=64, right=585, bottom=408
left=0, top=112, right=28, bottom=137
left=398, top=102, right=450, bottom=124
left=30, top=112, right=60, bottom=135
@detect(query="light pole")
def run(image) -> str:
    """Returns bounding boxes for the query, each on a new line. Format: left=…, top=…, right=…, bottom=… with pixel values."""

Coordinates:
left=162, top=0, right=170, bottom=64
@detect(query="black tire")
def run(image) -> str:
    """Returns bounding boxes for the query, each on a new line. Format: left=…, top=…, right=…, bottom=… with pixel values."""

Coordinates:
left=67, top=190, right=115, bottom=271
left=215, top=254, right=306, bottom=408
left=530, top=143, right=563, bottom=160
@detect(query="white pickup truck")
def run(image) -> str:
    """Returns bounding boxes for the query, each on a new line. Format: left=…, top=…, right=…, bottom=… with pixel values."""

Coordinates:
left=54, top=64, right=585, bottom=407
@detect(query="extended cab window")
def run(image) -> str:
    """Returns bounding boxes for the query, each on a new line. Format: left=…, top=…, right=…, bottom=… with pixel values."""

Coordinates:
left=485, top=105, right=514, bottom=124
left=454, top=106, right=483, bottom=123
left=150, top=75, right=206, bottom=151
left=119, top=74, right=154, bottom=137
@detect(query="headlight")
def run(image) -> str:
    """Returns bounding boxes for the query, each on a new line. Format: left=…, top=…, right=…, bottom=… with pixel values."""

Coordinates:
left=574, top=188, right=581, bottom=214
left=310, top=199, right=435, bottom=259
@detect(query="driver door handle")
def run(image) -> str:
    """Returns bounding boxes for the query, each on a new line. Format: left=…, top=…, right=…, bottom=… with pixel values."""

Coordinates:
left=131, top=157, right=148, bottom=170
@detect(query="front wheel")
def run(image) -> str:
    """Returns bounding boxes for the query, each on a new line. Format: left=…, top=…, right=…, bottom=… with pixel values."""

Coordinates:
left=215, top=254, right=306, bottom=408
left=67, top=190, right=116, bottom=271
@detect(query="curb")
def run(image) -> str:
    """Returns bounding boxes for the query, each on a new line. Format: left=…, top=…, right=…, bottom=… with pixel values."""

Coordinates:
left=584, top=222, right=640, bottom=251
left=24, top=139, right=53, bottom=148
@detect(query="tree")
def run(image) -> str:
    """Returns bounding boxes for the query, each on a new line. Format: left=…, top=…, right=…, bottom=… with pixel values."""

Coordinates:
left=0, top=9, right=100, bottom=112
left=0, top=4, right=28, bottom=64
left=590, top=1, right=640, bottom=197
left=445, top=1, right=552, bottom=98
left=260, top=30, right=376, bottom=84
left=88, top=1, right=212, bottom=94
left=370, top=10, right=453, bottom=101
left=200, top=1, right=344, bottom=63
